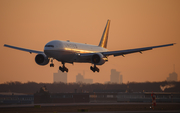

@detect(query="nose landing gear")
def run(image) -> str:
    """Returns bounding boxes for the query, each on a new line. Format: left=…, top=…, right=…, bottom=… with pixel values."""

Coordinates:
left=90, top=65, right=99, bottom=72
left=50, top=58, right=54, bottom=67
left=59, top=62, right=68, bottom=72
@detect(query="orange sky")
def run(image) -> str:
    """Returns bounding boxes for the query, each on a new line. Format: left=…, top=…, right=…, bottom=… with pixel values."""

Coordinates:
left=0, top=0, right=180, bottom=84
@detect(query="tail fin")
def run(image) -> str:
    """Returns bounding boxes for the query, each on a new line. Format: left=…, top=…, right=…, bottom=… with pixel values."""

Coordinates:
left=98, top=20, right=110, bottom=48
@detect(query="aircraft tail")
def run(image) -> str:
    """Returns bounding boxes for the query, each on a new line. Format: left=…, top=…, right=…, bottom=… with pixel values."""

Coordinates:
left=98, top=20, right=110, bottom=48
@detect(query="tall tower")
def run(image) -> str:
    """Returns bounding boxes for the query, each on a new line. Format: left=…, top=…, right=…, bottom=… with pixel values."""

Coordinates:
left=110, top=69, right=123, bottom=84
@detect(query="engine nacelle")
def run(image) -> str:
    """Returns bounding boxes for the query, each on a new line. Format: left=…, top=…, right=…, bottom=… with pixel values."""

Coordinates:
left=35, top=54, right=49, bottom=65
left=91, top=53, right=108, bottom=65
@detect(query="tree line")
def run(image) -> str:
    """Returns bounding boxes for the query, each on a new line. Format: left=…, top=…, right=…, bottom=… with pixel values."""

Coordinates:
left=0, top=81, right=179, bottom=94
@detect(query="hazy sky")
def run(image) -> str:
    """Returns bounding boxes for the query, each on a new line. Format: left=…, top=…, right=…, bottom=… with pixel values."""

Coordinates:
left=0, top=0, right=180, bottom=84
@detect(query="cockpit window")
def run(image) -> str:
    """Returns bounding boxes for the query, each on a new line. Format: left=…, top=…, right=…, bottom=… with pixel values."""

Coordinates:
left=45, top=45, right=54, bottom=47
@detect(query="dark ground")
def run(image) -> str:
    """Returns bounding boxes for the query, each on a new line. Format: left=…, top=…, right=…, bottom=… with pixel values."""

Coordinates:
left=0, top=103, right=180, bottom=113
left=1, top=81, right=180, bottom=94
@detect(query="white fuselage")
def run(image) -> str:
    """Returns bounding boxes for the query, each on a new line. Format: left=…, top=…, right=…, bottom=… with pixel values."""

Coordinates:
left=44, top=40, right=108, bottom=63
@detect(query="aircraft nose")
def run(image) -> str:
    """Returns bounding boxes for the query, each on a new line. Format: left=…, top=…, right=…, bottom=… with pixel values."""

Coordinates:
left=44, top=40, right=63, bottom=58
left=44, top=41, right=56, bottom=51
left=44, top=44, right=54, bottom=50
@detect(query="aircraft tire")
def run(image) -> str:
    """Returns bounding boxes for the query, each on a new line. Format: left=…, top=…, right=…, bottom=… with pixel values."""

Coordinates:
left=64, top=67, right=68, bottom=72
left=97, top=69, right=99, bottom=72
left=90, top=66, right=95, bottom=72
left=90, top=66, right=93, bottom=70
left=50, top=64, right=54, bottom=67
left=59, top=66, right=64, bottom=72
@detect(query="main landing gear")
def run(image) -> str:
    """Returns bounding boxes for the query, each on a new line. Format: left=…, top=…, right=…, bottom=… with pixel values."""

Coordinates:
left=90, top=65, right=99, bottom=72
left=49, top=59, right=68, bottom=72
left=59, top=62, right=68, bottom=72
left=50, top=58, right=54, bottom=67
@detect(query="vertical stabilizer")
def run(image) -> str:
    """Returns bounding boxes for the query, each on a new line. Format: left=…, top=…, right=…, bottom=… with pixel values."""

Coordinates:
left=98, top=20, right=110, bottom=48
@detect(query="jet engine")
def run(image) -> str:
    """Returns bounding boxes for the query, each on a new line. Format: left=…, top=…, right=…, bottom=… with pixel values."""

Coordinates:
left=35, top=54, right=49, bottom=65
left=91, top=53, right=107, bottom=65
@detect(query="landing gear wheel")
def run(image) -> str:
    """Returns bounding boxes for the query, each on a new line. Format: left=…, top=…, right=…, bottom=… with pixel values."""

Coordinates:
left=90, top=65, right=100, bottom=72
left=59, top=66, right=61, bottom=70
left=96, top=68, right=99, bottom=72
left=59, top=66, right=64, bottom=72
left=90, top=66, right=93, bottom=71
left=64, top=67, right=68, bottom=72
left=50, top=63, right=54, bottom=67
left=50, top=58, right=54, bottom=67
left=59, top=63, right=69, bottom=72
left=94, top=66, right=99, bottom=72
left=90, top=66, right=95, bottom=72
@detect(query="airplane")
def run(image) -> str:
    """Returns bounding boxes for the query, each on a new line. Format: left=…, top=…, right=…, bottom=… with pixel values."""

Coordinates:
left=4, top=20, right=175, bottom=73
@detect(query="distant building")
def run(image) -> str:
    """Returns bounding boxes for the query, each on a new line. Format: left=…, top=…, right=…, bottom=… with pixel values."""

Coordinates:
left=53, top=70, right=67, bottom=83
left=76, top=73, right=84, bottom=83
left=110, top=69, right=123, bottom=84
left=167, top=72, right=178, bottom=82
left=0, top=92, right=34, bottom=104
left=110, top=69, right=120, bottom=83
left=76, top=73, right=93, bottom=84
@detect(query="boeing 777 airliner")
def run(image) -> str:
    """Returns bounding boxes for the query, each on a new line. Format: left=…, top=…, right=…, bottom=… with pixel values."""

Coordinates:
left=4, top=20, right=175, bottom=72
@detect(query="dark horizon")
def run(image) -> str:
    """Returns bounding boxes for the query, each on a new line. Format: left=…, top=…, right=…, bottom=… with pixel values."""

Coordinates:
left=1, top=81, right=180, bottom=94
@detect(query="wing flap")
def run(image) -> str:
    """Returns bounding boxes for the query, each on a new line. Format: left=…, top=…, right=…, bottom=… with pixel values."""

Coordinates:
left=4, top=44, right=43, bottom=54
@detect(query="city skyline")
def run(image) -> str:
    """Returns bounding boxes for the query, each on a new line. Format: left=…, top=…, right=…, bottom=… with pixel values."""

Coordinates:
left=0, top=0, right=179, bottom=83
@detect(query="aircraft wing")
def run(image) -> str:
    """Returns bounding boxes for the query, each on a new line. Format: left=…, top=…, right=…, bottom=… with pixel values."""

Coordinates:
left=4, top=44, right=43, bottom=54
left=101, top=43, right=175, bottom=57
